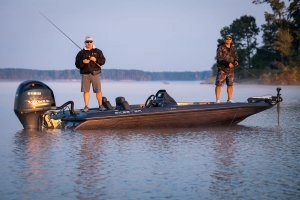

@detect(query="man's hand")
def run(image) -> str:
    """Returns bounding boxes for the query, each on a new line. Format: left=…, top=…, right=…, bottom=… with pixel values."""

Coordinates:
left=234, top=61, right=238, bottom=66
left=89, top=56, right=96, bottom=62
left=83, top=59, right=90, bottom=64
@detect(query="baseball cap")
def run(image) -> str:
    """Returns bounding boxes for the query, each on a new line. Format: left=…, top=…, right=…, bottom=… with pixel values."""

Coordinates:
left=225, top=34, right=232, bottom=40
left=85, top=36, right=93, bottom=42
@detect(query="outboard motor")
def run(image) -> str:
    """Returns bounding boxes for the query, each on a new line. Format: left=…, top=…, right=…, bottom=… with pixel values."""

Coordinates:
left=14, top=80, right=56, bottom=130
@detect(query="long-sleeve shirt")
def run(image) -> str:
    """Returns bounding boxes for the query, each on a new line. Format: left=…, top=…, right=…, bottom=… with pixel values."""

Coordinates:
left=216, top=44, right=238, bottom=72
left=75, top=48, right=106, bottom=74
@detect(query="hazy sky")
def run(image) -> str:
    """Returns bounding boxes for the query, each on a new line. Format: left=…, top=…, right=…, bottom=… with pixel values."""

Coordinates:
left=0, top=0, right=272, bottom=72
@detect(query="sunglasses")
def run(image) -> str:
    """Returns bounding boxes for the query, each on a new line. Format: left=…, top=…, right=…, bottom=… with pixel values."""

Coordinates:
left=85, top=41, right=93, bottom=43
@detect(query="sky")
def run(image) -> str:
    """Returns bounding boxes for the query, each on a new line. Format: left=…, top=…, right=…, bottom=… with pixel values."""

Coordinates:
left=0, top=0, right=273, bottom=72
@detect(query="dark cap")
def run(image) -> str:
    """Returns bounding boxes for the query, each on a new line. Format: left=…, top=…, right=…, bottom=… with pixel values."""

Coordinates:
left=225, top=34, right=232, bottom=39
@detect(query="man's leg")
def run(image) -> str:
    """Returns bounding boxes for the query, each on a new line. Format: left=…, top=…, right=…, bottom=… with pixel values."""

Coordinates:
left=226, top=72, right=234, bottom=102
left=91, top=74, right=102, bottom=108
left=215, top=69, right=226, bottom=103
left=82, top=75, right=91, bottom=109
left=84, top=92, right=90, bottom=107
left=227, top=85, right=233, bottom=101
left=96, top=91, right=102, bottom=106
left=215, top=85, right=221, bottom=102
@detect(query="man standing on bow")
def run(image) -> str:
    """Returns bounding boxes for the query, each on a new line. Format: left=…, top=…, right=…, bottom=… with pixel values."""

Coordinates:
left=75, top=36, right=106, bottom=112
left=215, top=34, right=239, bottom=103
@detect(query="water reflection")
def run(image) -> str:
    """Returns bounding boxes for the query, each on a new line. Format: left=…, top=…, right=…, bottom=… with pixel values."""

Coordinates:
left=13, top=129, right=62, bottom=199
left=76, top=126, right=251, bottom=199
left=76, top=128, right=209, bottom=199
left=11, top=124, right=298, bottom=199
left=74, top=131, right=107, bottom=199
left=209, top=126, right=237, bottom=198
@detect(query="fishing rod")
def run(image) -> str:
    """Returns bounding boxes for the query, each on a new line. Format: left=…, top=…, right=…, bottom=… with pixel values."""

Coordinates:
left=39, top=12, right=82, bottom=50
left=40, top=12, right=101, bottom=68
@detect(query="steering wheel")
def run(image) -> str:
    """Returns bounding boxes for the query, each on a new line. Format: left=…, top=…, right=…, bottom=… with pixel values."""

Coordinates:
left=145, top=94, right=155, bottom=108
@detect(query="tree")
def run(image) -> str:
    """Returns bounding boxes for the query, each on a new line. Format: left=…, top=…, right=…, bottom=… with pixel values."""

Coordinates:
left=288, top=0, right=300, bottom=64
left=252, top=0, right=300, bottom=84
left=253, top=0, right=300, bottom=65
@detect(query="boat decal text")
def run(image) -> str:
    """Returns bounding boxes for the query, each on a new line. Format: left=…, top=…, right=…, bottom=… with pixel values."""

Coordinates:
left=26, top=99, right=51, bottom=106
left=114, top=109, right=142, bottom=115
left=114, top=111, right=131, bottom=115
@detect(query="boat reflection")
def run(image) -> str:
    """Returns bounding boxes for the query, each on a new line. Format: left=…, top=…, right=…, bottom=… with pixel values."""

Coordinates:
left=13, top=129, right=62, bottom=198
left=13, top=125, right=259, bottom=199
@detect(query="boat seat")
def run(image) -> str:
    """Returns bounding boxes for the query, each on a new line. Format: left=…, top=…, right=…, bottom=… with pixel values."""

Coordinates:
left=102, top=97, right=114, bottom=110
left=115, top=97, right=130, bottom=110
left=154, top=89, right=177, bottom=107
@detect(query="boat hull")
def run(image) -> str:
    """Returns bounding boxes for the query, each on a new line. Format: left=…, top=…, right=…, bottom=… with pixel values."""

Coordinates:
left=61, top=102, right=274, bottom=130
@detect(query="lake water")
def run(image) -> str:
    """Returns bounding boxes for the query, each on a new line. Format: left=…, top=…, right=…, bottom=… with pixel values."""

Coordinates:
left=0, top=81, right=299, bottom=200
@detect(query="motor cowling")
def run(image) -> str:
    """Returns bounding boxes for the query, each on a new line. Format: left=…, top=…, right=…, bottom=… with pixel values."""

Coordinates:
left=14, top=80, right=56, bottom=130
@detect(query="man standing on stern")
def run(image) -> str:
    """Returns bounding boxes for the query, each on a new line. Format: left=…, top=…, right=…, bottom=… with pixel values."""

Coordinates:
left=215, top=34, right=238, bottom=103
left=75, top=36, right=106, bottom=112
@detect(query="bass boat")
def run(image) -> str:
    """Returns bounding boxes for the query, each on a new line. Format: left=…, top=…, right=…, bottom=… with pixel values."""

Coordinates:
left=14, top=80, right=283, bottom=130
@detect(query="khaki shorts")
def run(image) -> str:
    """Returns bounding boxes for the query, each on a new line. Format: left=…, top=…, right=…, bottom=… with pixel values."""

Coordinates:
left=215, top=69, right=234, bottom=86
left=81, top=74, right=101, bottom=93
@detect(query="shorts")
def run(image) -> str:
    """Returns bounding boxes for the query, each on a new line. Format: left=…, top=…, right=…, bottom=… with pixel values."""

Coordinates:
left=215, top=69, right=234, bottom=86
left=81, top=73, right=102, bottom=93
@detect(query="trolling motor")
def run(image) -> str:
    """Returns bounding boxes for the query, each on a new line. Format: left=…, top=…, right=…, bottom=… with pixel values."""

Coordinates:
left=276, top=87, right=282, bottom=126
left=14, top=80, right=75, bottom=130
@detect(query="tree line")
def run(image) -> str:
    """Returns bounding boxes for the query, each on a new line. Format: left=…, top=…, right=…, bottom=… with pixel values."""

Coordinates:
left=0, top=68, right=211, bottom=81
left=212, top=0, right=300, bottom=84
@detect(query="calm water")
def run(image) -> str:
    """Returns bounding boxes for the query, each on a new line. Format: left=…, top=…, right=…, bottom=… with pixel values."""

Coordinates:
left=0, top=81, right=299, bottom=200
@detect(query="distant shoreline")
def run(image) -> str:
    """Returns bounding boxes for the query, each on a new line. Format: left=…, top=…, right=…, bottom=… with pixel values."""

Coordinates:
left=0, top=68, right=211, bottom=82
